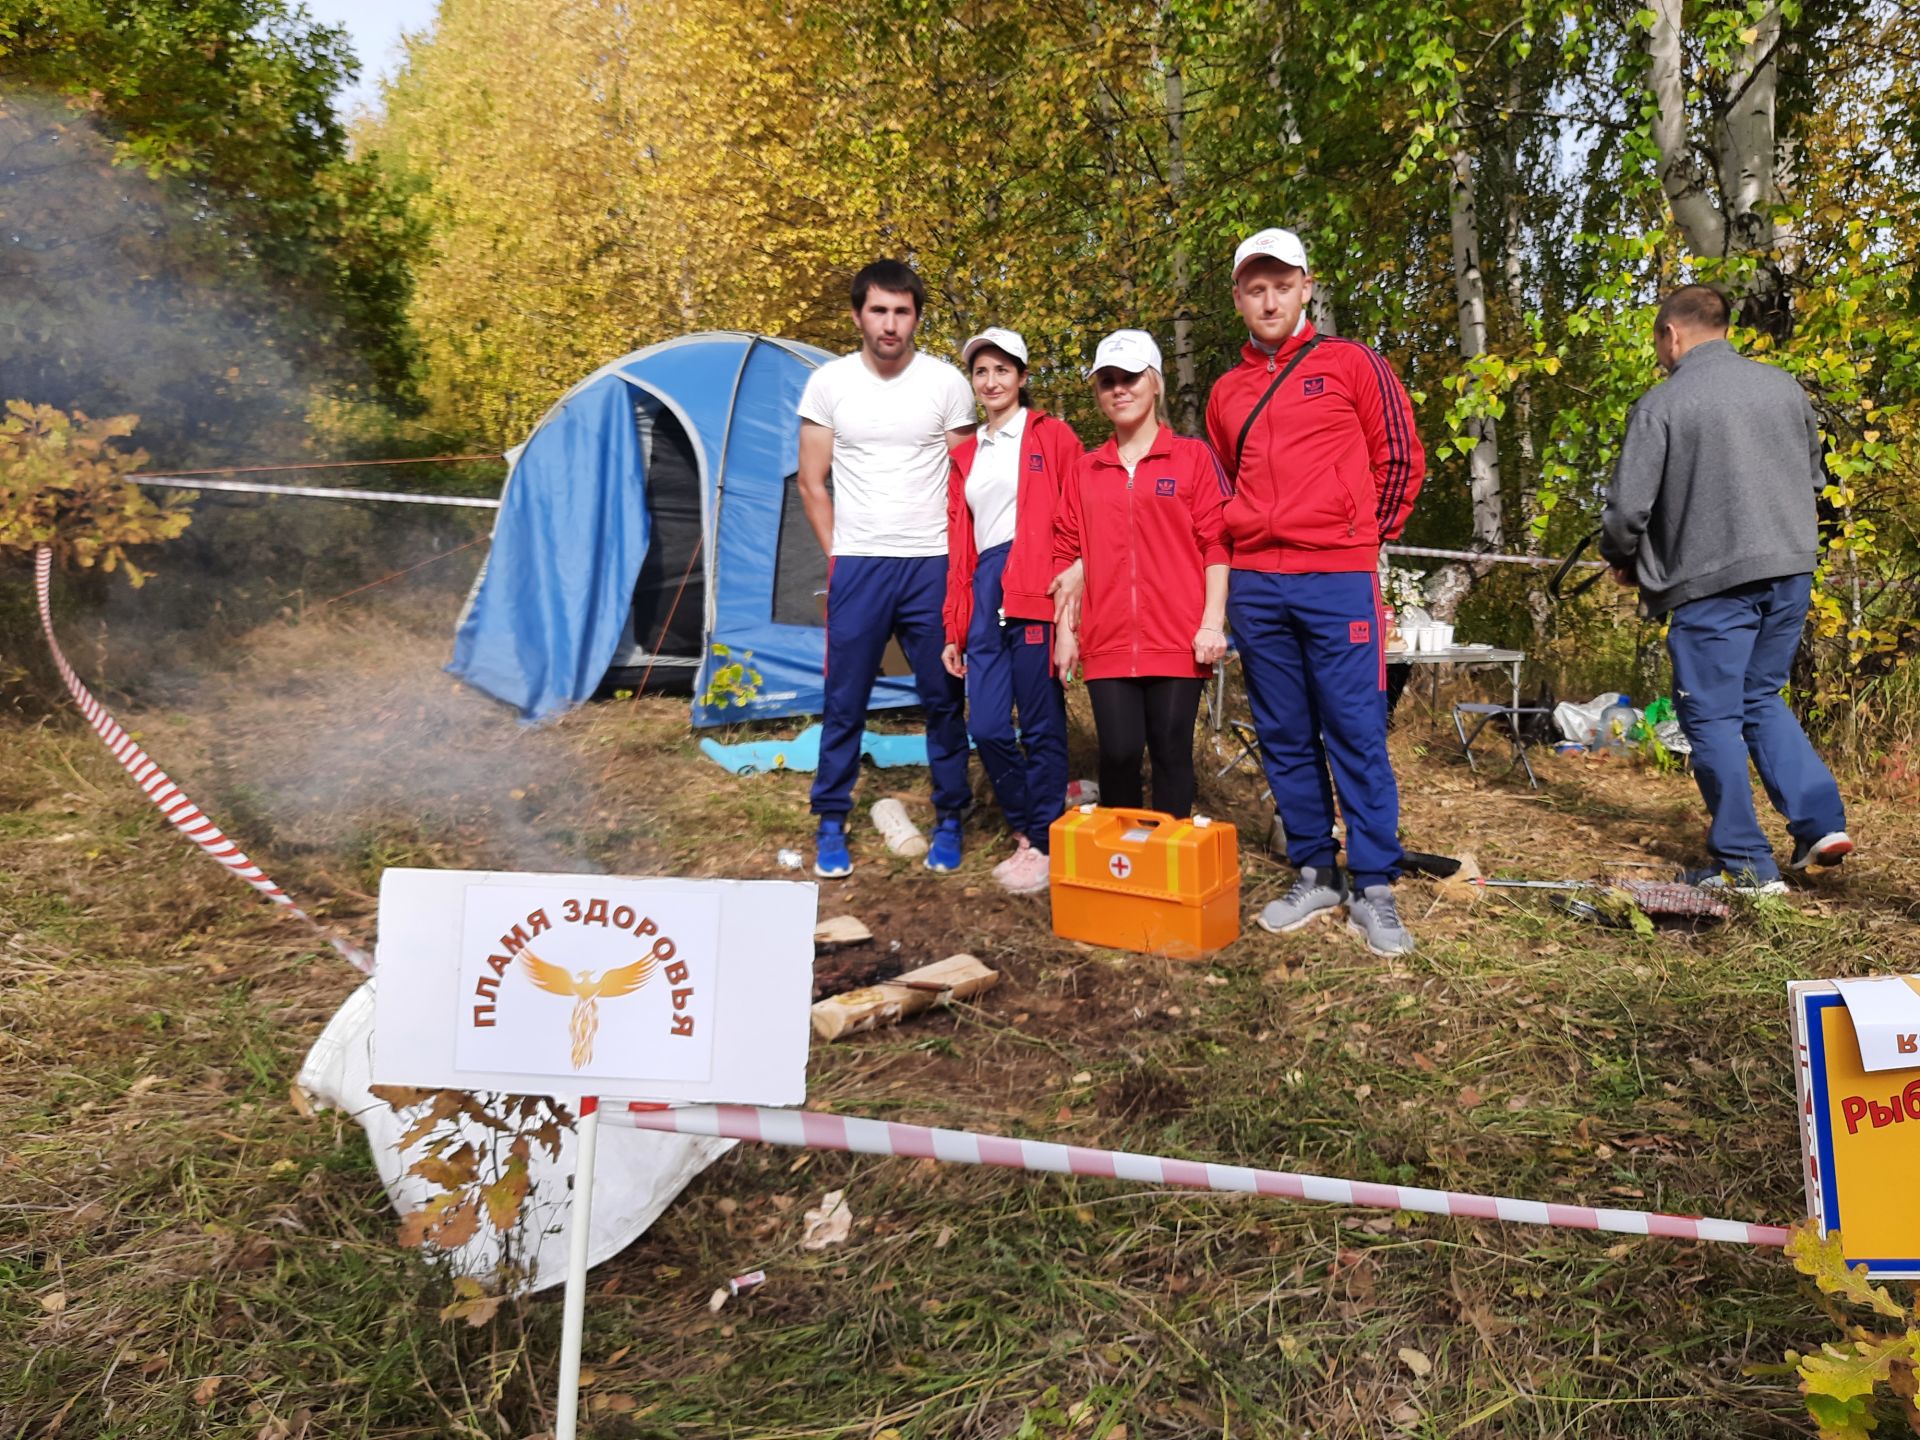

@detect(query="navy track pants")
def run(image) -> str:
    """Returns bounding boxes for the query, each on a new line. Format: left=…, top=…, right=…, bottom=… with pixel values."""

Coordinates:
left=811, top=554, right=970, bottom=822
left=1226, top=569, right=1403, bottom=888
left=966, top=543, right=1067, bottom=850
left=1666, top=573, right=1845, bottom=881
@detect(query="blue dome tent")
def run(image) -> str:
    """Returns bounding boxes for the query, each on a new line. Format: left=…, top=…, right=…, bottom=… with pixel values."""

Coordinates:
left=451, top=332, right=921, bottom=726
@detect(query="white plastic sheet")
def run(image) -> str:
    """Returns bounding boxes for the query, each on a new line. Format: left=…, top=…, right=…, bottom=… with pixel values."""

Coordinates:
left=297, top=979, right=734, bottom=1293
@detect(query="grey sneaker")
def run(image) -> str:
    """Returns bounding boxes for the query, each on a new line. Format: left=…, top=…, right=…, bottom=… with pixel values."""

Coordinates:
left=1257, top=865, right=1346, bottom=933
left=1346, top=884, right=1416, bottom=956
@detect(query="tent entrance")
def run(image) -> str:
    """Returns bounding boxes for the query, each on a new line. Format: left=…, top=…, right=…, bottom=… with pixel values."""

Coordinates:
left=607, top=396, right=706, bottom=693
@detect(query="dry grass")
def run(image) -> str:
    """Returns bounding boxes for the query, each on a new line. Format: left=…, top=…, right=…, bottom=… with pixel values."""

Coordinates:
left=4, top=592, right=1918, bottom=1438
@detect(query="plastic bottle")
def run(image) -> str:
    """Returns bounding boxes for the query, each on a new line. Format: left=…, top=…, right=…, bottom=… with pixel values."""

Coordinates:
left=1595, top=694, right=1637, bottom=754
left=870, top=797, right=928, bottom=856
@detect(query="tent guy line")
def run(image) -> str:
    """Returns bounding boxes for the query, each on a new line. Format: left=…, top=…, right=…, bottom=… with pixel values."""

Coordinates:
left=129, top=479, right=1601, bottom=567
left=136, top=474, right=503, bottom=508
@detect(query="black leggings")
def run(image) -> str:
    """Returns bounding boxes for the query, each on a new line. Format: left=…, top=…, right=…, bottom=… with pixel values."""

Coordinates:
left=1086, top=677, right=1204, bottom=818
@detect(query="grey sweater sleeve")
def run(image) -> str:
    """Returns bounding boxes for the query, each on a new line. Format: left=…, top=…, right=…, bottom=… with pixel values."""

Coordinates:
left=1804, top=396, right=1826, bottom=496
left=1600, top=399, right=1667, bottom=569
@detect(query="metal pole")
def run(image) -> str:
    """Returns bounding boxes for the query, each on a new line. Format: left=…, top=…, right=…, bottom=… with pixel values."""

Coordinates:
left=554, top=1097, right=600, bottom=1440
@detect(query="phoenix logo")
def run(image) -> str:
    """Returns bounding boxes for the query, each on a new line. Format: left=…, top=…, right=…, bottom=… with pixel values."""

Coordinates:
left=520, top=947, right=659, bottom=1068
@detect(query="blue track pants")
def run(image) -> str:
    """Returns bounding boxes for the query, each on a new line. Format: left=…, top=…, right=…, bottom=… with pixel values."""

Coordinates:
left=965, top=543, right=1067, bottom=849
left=811, top=554, right=970, bottom=822
left=1226, top=570, right=1403, bottom=888
left=1666, top=573, right=1845, bottom=881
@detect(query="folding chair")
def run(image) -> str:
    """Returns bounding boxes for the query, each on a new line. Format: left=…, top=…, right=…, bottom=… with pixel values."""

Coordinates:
left=1453, top=701, right=1554, bottom=788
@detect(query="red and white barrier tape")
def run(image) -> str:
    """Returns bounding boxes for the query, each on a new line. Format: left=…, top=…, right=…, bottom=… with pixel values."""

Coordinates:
left=612, top=1103, right=1791, bottom=1248
left=33, top=547, right=372, bottom=973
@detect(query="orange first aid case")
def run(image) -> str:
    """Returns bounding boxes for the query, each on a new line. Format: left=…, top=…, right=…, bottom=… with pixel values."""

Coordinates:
left=1049, top=806, right=1240, bottom=960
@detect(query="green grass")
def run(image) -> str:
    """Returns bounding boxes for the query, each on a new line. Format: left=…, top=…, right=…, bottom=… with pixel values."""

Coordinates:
left=4, top=625, right=1917, bottom=1437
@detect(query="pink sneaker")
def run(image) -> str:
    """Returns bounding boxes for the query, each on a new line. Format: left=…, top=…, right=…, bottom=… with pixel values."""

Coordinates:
left=998, top=845, right=1051, bottom=895
left=990, top=837, right=1031, bottom=881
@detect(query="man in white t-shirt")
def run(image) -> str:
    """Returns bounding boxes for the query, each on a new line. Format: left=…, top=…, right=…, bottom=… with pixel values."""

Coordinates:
left=797, top=258, right=978, bottom=878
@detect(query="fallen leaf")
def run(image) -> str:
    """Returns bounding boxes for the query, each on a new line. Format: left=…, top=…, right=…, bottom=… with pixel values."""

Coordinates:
left=192, top=1375, right=224, bottom=1404
left=1071, top=1071, right=1093, bottom=1085
left=1456, top=1086, right=1483, bottom=1109
left=39, top=1291, right=67, bottom=1314
left=801, top=1190, right=852, bottom=1251
left=1398, top=1346, right=1433, bottom=1378
left=438, top=1275, right=504, bottom=1327
left=933, top=1224, right=953, bottom=1249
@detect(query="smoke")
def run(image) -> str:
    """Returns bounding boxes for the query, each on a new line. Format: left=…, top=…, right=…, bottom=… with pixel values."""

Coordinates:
left=1, top=88, right=581, bottom=885
left=0, top=87, right=312, bottom=464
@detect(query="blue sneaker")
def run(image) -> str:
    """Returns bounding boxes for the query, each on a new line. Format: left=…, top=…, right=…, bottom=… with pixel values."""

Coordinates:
left=925, top=816, right=964, bottom=873
left=814, top=819, right=852, bottom=878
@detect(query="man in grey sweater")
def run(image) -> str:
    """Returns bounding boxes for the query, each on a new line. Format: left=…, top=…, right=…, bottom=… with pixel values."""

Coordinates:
left=1601, top=284, right=1851, bottom=891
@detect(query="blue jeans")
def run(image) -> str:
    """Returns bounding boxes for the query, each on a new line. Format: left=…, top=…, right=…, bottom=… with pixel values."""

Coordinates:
left=966, top=543, right=1067, bottom=849
left=1226, top=570, right=1402, bottom=889
left=1666, top=573, right=1846, bottom=881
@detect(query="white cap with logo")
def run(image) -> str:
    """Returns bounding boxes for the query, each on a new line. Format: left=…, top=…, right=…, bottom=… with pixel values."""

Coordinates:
left=961, top=326, right=1029, bottom=367
left=1232, top=227, right=1311, bottom=279
left=1090, top=329, right=1163, bottom=375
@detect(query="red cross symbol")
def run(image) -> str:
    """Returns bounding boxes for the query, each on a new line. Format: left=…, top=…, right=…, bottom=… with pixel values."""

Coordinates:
left=1108, top=853, right=1132, bottom=880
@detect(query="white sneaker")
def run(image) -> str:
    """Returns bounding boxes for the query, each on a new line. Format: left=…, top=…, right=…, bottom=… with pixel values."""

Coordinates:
left=991, top=838, right=1031, bottom=881
left=998, top=845, right=1052, bottom=895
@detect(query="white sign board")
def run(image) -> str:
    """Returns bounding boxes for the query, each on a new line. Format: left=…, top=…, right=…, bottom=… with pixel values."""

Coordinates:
left=372, top=868, right=815, bottom=1103
left=1831, top=976, right=1920, bottom=1073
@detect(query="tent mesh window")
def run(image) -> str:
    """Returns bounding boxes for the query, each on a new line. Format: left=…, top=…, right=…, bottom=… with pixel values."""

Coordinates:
left=770, top=469, right=832, bottom=628
left=613, top=396, right=706, bottom=688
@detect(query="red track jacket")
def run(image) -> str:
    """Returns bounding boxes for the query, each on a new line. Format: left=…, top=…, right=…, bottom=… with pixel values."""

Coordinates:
left=1053, top=428, right=1230, bottom=681
left=943, top=409, right=1084, bottom=646
left=1203, top=324, right=1426, bottom=572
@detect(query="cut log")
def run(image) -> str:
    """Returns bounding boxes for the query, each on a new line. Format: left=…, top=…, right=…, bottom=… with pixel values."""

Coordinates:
left=810, top=954, right=999, bottom=1040
left=813, top=915, right=873, bottom=949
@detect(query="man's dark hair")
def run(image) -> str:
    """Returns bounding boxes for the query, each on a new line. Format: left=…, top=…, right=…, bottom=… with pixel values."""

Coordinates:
left=1657, top=284, right=1731, bottom=334
left=851, top=259, right=926, bottom=316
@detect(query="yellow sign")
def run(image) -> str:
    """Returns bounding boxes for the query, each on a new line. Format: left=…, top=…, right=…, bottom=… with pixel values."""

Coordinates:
left=1792, top=980, right=1920, bottom=1279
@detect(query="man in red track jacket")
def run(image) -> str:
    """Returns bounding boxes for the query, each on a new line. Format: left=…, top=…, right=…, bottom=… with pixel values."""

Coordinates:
left=1204, top=227, right=1426, bottom=956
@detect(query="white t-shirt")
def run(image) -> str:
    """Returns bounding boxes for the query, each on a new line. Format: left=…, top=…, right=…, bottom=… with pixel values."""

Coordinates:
left=798, top=350, right=976, bottom=556
left=965, top=407, right=1026, bottom=552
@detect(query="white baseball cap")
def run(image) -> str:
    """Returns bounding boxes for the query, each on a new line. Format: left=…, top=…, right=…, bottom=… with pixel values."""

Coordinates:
left=1232, top=227, right=1311, bottom=279
left=1090, top=329, right=1163, bottom=375
left=961, top=326, right=1029, bottom=367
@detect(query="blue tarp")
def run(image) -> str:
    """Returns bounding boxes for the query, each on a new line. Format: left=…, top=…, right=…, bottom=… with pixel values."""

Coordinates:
left=450, top=333, right=921, bottom=726
left=449, top=379, right=650, bottom=721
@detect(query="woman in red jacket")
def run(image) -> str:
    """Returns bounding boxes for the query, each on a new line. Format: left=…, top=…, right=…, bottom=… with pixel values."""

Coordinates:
left=941, top=327, right=1085, bottom=894
left=1052, top=329, right=1229, bottom=819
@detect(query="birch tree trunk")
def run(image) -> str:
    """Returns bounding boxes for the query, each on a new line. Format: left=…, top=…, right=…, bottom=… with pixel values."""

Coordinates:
left=1648, top=0, right=1729, bottom=257
left=1503, top=184, right=1539, bottom=551
left=1647, top=0, right=1794, bottom=337
left=1426, top=117, right=1502, bottom=623
left=1163, top=54, right=1201, bottom=434
left=1717, top=5, right=1790, bottom=337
